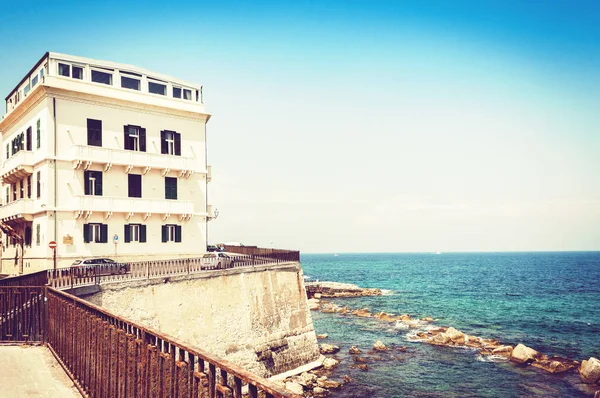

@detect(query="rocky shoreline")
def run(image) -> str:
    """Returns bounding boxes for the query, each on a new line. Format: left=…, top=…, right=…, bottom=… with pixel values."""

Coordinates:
left=305, top=284, right=600, bottom=397
left=305, top=281, right=382, bottom=299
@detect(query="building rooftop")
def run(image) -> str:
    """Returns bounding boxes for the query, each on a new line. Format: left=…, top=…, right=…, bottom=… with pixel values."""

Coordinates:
left=4, top=52, right=205, bottom=120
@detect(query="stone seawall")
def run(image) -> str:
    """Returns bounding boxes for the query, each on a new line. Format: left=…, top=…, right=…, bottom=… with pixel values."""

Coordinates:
left=85, top=262, right=321, bottom=378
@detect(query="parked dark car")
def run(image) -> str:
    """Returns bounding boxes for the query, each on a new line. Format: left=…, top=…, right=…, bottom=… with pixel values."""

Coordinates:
left=71, top=258, right=130, bottom=275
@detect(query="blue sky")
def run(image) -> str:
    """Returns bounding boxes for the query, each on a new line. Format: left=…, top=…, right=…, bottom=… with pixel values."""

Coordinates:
left=1, top=1, right=599, bottom=252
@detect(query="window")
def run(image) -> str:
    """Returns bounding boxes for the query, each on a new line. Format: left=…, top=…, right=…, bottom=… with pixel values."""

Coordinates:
left=83, top=223, right=108, bottom=243
left=24, top=227, right=32, bottom=246
left=87, top=119, right=102, bottom=147
left=6, top=144, right=8, bottom=159
left=12, top=132, right=25, bottom=155
left=58, top=63, right=70, bottom=77
left=128, top=174, right=142, bottom=198
left=91, top=70, right=112, bottom=85
left=36, top=119, right=41, bottom=149
left=19, top=180, right=23, bottom=199
left=121, top=76, right=140, bottom=91
left=183, top=89, right=192, bottom=100
left=36, top=171, right=41, bottom=199
left=72, top=66, right=83, bottom=79
left=27, top=176, right=31, bottom=198
left=173, top=87, right=181, bottom=98
left=148, top=81, right=166, bottom=95
left=160, top=130, right=181, bottom=155
left=40, top=67, right=44, bottom=79
left=124, top=125, right=146, bottom=151
left=84, top=171, right=103, bottom=196
left=161, top=224, right=181, bottom=242
left=26, top=127, right=32, bottom=151
left=32, top=75, right=39, bottom=88
left=12, top=183, right=16, bottom=201
left=36, top=224, right=40, bottom=246
left=5, top=187, right=8, bottom=204
left=165, top=177, right=177, bottom=200
left=124, top=224, right=146, bottom=243
left=24, top=83, right=30, bottom=96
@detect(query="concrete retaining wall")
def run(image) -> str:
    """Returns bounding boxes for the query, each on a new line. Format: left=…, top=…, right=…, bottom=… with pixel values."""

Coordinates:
left=85, top=262, right=320, bottom=378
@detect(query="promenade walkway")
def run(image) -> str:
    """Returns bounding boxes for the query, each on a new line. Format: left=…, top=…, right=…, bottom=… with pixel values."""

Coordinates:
left=0, top=346, right=81, bottom=397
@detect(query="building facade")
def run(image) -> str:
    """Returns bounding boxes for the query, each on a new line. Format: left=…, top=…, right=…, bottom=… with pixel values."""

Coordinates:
left=0, top=53, right=213, bottom=274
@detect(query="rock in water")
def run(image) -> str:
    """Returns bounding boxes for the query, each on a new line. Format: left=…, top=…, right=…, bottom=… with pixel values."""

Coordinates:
left=580, top=357, right=600, bottom=384
left=316, top=333, right=329, bottom=339
left=532, top=359, right=576, bottom=374
left=445, top=327, right=466, bottom=344
left=300, top=372, right=318, bottom=388
left=323, top=357, right=340, bottom=369
left=320, top=343, right=340, bottom=354
left=285, top=381, right=304, bottom=395
left=510, top=344, right=543, bottom=364
left=492, top=346, right=514, bottom=358
left=313, top=386, right=328, bottom=396
left=349, top=346, right=362, bottom=354
left=318, top=379, right=342, bottom=389
left=308, top=298, right=321, bottom=310
left=373, top=341, right=388, bottom=351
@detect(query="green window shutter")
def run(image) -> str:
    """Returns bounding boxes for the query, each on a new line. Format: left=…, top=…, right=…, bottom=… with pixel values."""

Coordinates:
left=83, top=224, right=90, bottom=243
left=36, top=119, right=40, bottom=149
left=96, top=172, right=103, bottom=196
left=124, top=224, right=131, bottom=243
left=140, top=225, right=147, bottom=243
left=161, top=225, right=167, bottom=242
left=100, top=224, right=108, bottom=243
left=175, top=225, right=182, bottom=242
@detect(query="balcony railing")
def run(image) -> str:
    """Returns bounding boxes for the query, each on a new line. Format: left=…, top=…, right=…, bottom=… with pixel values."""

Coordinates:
left=0, top=199, right=34, bottom=222
left=72, top=145, right=200, bottom=175
left=0, top=150, right=34, bottom=184
left=72, top=195, right=195, bottom=216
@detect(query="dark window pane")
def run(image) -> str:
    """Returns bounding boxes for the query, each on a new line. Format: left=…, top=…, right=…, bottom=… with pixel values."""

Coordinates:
left=165, top=177, right=177, bottom=200
left=183, top=89, right=192, bottom=100
left=87, top=119, right=102, bottom=147
left=58, top=63, right=70, bottom=77
left=128, top=174, right=142, bottom=198
left=173, top=87, right=181, bottom=98
left=92, top=70, right=112, bottom=85
left=73, top=66, right=83, bottom=79
left=121, top=76, right=140, bottom=90
left=32, top=75, right=39, bottom=87
left=148, top=81, right=166, bottom=95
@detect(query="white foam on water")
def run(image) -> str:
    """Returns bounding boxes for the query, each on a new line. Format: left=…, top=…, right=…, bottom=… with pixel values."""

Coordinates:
left=394, top=321, right=410, bottom=330
left=380, top=289, right=394, bottom=296
left=476, top=355, right=508, bottom=363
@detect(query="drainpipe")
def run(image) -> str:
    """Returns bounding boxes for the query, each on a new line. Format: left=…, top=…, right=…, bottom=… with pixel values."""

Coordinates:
left=204, top=118, right=208, bottom=249
left=52, top=98, right=57, bottom=262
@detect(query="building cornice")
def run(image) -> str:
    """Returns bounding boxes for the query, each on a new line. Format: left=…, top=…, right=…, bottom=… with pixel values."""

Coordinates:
left=0, top=85, right=211, bottom=134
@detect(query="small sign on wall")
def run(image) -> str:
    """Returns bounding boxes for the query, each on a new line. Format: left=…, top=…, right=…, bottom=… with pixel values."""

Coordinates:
left=63, top=235, right=73, bottom=245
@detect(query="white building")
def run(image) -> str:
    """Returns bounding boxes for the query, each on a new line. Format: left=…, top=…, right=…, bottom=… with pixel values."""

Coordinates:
left=0, top=52, right=213, bottom=274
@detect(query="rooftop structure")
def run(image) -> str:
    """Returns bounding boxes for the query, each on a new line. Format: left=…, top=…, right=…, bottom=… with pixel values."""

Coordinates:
left=0, top=52, right=214, bottom=274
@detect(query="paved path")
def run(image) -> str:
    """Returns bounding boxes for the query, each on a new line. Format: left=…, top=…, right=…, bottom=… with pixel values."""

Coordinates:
left=0, top=345, right=81, bottom=397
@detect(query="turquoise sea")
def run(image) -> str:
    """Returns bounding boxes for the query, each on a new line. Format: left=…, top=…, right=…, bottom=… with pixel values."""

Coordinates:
left=301, top=252, right=600, bottom=397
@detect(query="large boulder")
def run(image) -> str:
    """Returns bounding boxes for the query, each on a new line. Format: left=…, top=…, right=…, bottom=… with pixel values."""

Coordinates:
left=299, top=372, right=318, bottom=388
left=374, top=312, right=397, bottom=322
left=428, top=333, right=451, bottom=346
left=351, top=308, right=372, bottom=317
left=445, top=327, right=466, bottom=344
left=580, top=357, right=600, bottom=384
left=312, top=386, right=328, bottom=396
left=532, top=359, right=576, bottom=374
left=373, top=341, right=388, bottom=351
left=317, top=379, right=342, bottom=389
left=320, top=343, right=340, bottom=354
left=285, top=381, right=304, bottom=395
left=349, top=346, right=362, bottom=354
left=492, top=346, right=514, bottom=358
left=510, top=344, right=543, bottom=364
left=322, top=357, right=340, bottom=369
left=316, top=333, right=329, bottom=339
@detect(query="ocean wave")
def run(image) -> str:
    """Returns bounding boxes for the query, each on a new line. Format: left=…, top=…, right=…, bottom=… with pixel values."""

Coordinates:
left=476, top=355, right=509, bottom=363
left=380, top=289, right=394, bottom=296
